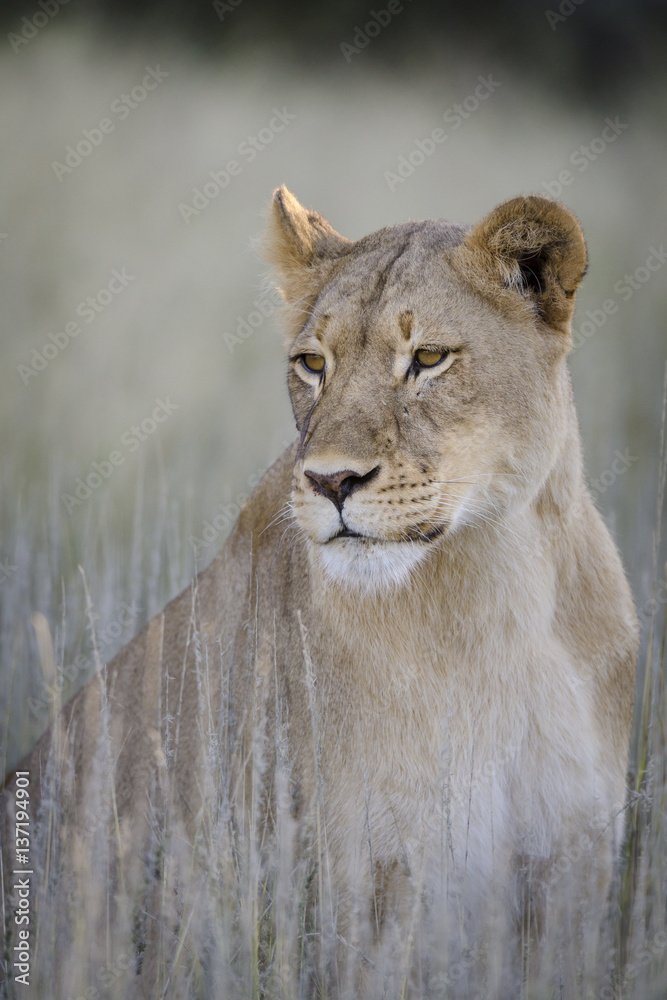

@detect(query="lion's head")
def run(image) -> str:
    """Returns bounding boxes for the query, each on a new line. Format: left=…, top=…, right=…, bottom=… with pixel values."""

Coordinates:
left=264, top=187, right=587, bottom=590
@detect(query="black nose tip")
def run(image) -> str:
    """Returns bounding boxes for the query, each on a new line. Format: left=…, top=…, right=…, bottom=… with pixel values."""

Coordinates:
left=304, top=466, right=380, bottom=511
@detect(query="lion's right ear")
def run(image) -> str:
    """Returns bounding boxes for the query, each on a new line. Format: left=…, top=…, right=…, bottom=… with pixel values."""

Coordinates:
left=451, top=195, right=587, bottom=335
left=261, top=187, right=351, bottom=329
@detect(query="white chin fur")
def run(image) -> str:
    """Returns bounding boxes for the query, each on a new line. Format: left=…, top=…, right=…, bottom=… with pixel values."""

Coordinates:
left=316, top=537, right=429, bottom=592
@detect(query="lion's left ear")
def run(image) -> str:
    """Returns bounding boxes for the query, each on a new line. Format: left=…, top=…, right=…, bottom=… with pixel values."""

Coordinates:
left=261, top=185, right=351, bottom=342
left=262, top=186, right=351, bottom=302
left=451, top=195, right=587, bottom=333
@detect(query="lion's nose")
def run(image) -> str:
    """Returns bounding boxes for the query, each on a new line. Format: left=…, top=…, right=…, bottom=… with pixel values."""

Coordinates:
left=304, top=466, right=380, bottom=512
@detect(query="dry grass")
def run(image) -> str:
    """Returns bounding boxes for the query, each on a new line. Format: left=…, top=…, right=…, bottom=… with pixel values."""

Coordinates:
left=0, top=428, right=666, bottom=998
left=1, top=28, right=666, bottom=999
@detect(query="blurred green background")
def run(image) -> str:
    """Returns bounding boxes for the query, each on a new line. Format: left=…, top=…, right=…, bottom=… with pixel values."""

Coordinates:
left=1, top=0, right=666, bottom=771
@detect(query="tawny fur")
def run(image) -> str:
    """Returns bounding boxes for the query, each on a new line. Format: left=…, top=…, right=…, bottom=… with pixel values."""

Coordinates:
left=3, top=188, right=638, bottom=992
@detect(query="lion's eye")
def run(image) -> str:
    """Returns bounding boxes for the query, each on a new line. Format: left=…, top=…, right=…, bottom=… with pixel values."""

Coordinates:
left=414, top=348, right=447, bottom=368
left=301, top=354, right=325, bottom=374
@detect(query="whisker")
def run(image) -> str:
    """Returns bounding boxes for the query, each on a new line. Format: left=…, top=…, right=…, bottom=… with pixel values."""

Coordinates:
left=430, top=472, right=526, bottom=485
left=259, top=499, right=295, bottom=537
left=424, top=493, right=530, bottom=548
left=453, top=506, right=527, bottom=547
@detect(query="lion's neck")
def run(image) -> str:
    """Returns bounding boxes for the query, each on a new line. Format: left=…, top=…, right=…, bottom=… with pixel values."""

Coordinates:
left=311, top=449, right=585, bottom=655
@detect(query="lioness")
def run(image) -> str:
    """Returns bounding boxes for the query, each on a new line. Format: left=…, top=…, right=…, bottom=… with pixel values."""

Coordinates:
left=3, top=189, right=638, bottom=997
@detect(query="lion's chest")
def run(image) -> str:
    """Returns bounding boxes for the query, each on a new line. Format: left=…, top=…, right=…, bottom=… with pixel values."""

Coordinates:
left=317, top=637, right=602, bottom=889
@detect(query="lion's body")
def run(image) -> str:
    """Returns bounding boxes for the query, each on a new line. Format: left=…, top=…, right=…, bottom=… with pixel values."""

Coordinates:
left=3, top=189, right=638, bottom=995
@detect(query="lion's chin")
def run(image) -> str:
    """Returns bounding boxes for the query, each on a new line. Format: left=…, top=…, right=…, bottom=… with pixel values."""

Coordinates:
left=314, top=536, right=430, bottom=593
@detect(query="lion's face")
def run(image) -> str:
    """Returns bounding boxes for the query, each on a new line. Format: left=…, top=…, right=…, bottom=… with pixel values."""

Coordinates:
left=264, top=190, right=587, bottom=589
